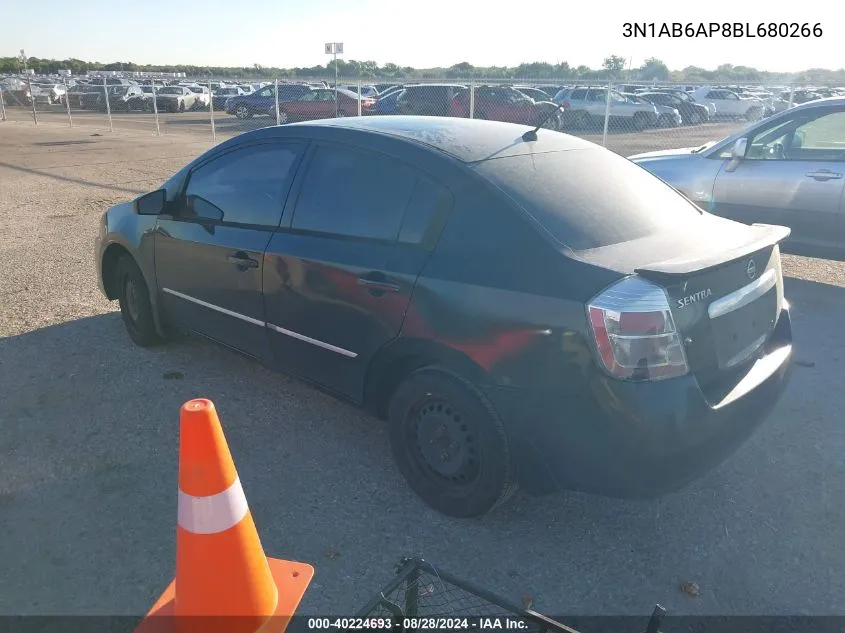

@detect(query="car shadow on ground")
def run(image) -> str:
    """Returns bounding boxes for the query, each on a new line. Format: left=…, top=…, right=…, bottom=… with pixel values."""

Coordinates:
left=1, top=274, right=843, bottom=616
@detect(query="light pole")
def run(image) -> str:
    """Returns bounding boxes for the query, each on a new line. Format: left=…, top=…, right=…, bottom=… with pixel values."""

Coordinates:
left=324, top=42, right=344, bottom=117
left=20, top=49, right=38, bottom=124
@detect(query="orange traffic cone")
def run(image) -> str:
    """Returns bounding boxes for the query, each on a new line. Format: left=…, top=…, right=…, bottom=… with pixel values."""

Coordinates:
left=135, top=399, right=314, bottom=633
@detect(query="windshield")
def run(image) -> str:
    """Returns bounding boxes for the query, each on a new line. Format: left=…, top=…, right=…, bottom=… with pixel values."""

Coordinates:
left=188, top=86, right=204, bottom=93
left=158, top=87, right=183, bottom=94
left=217, top=88, right=238, bottom=95
left=473, top=149, right=703, bottom=250
left=109, top=86, right=128, bottom=95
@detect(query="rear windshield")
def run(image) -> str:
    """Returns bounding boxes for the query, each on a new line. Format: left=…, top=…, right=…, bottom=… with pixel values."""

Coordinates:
left=472, top=148, right=703, bottom=251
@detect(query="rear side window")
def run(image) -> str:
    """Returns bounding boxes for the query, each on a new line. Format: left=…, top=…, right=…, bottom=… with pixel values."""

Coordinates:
left=292, top=144, right=446, bottom=244
left=569, top=89, right=587, bottom=100
left=472, top=149, right=704, bottom=251
left=184, top=143, right=303, bottom=227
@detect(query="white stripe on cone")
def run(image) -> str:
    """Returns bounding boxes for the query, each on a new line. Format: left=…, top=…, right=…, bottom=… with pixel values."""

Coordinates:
left=178, top=477, right=249, bottom=535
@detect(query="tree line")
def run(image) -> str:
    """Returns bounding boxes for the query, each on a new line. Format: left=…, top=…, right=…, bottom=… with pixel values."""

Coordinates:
left=1, top=55, right=843, bottom=84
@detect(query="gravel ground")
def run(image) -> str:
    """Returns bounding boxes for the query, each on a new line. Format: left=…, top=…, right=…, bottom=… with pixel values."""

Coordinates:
left=1, top=121, right=844, bottom=619
left=2, top=103, right=748, bottom=155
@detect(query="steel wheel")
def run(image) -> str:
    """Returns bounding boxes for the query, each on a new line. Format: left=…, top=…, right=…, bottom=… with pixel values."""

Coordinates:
left=410, top=397, right=481, bottom=488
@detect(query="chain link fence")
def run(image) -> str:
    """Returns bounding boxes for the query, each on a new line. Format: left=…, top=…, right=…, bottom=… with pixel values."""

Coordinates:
left=2, top=73, right=843, bottom=156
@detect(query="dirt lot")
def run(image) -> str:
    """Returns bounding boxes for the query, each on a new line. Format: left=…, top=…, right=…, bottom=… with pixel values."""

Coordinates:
left=1, top=121, right=844, bottom=618
left=2, top=103, right=749, bottom=155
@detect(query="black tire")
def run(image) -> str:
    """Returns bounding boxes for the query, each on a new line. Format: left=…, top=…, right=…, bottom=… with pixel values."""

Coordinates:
left=235, top=103, right=252, bottom=119
left=632, top=112, right=649, bottom=131
left=388, top=367, right=517, bottom=518
left=116, top=256, right=164, bottom=348
left=745, top=107, right=762, bottom=121
left=688, top=110, right=702, bottom=125
left=572, top=110, right=590, bottom=129
left=179, top=100, right=186, bottom=113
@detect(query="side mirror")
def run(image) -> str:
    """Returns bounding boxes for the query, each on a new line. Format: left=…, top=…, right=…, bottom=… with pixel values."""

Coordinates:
left=725, top=138, right=748, bottom=172
left=136, top=189, right=166, bottom=215
left=731, top=137, right=748, bottom=159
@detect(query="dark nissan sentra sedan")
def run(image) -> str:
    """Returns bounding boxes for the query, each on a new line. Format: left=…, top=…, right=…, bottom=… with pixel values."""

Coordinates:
left=95, top=116, right=793, bottom=517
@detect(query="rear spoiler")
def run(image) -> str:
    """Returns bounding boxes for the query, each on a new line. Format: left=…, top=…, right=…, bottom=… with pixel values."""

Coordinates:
left=634, top=223, right=791, bottom=279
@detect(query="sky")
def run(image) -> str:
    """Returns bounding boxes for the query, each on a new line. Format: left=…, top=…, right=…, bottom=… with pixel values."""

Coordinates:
left=1, top=0, right=839, bottom=72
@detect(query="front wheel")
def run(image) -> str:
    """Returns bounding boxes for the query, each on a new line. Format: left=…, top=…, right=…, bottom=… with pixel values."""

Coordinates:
left=116, top=257, right=165, bottom=348
left=632, top=112, right=650, bottom=131
left=235, top=104, right=252, bottom=119
left=388, top=367, right=518, bottom=518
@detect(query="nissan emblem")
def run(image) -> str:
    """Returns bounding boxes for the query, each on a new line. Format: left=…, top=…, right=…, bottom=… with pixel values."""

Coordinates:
left=746, top=259, right=757, bottom=280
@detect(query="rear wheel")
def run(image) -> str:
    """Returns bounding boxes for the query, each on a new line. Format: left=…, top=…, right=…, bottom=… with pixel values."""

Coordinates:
left=116, top=257, right=165, bottom=348
left=572, top=110, right=590, bottom=129
left=632, top=112, right=650, bottom=131
left=388, top=367, right=517, bottom=518
left=746, top=107, right=762, bottom=121
left=235, top=103, right=252, bottom=119
left=688, top=110, right=702, bottom=125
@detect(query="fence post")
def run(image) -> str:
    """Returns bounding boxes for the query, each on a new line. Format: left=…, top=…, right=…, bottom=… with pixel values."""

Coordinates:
left=274, top=79, right=281, bottom=126
left=602, top=80, right=612, bottom=147
left=62, top=76, right=73, bottom=127
left=102, top=77, right=114, bottom=132
left=469, top=80, right=475, bottom=119
left=152, top=82, right=161, bottom=136
left=25, top=73, right=38, bottom=124
left=0, top=85, right=6, bottom=122
left=208, top=78, right=216, bottom=142
left=357, top=79, right=362, bottom=116
left=788, top=85, right=794, bottom=108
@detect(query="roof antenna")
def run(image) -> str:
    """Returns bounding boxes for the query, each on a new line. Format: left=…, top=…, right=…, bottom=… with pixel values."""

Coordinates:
left=522, top=102, right=565, bottom=141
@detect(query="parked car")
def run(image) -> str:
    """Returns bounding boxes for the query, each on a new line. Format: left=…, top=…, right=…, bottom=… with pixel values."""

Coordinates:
left=226, top=83, right=313, bottom=119
left=186, top=85, right=211, bottom=110
left=211, top=86, right=245, bottom=110
left=374, top=88, right=404, bottom=114
left=620, top=93, right=681, bottom=127
left=95, top=116, right=793, bottom=517
left=630, top=97, right=845, bottom=252
left=238, top=84, right=255, bottom=94
left=276, top=88, right=375, bottom=122
left=691, top=87, right=764, bottom=121
left=451, top=85, right=562, bottom=129
left=33, top=83, right=66, bottom=105
left=636, top=91, right=708, bottom=125
left=654, top=89, right=717, bottom=118
left=67, top=84, right=99, bottom=108
left=100, top=84, right=149, bottom=112
left=785, top=90, right=822, bottom=105
left=155, top=86, right=199, bottom=113
left=394, top=84, right=467, bottom=117
left=513, top=86, right=552, bottom=102
left=553, top=87, right=659, bottom=130
left=341, top=84, right=379, bottom=98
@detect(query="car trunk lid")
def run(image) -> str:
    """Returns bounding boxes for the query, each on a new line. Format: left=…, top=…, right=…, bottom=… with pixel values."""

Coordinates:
left=573, top=222, right=789, bottom=383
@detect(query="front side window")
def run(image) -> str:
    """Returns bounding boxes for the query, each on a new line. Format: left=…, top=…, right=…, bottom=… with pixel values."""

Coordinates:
left=292, top=144, right=420, bottom=242
left=745, top=109, right=845, bottom=161
left=183, top=143, right=303, bottom=226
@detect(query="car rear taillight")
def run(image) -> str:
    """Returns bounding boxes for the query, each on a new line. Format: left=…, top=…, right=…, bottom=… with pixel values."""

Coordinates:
left=561, top=101, right=570, bottom=109
left=587, top=276, right=688, bottom=381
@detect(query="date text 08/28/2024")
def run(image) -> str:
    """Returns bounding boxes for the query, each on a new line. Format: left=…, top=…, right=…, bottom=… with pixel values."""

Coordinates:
left=306, top=617, right=530, bottom=630
left=622, top=22, right=823, bottom=38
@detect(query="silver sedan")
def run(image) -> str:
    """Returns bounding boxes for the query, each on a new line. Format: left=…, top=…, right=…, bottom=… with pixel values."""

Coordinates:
left=629, top=97, right=845, bottom=251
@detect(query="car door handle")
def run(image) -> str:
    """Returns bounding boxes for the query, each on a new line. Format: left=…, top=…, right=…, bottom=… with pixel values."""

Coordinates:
left=357, top=273, right=401, bottom=294
left=226, top=252, right=259, bottom=269
left=806, top=170, right=843, bottom=181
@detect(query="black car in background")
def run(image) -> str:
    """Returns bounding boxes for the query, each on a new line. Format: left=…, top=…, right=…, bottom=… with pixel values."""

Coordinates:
left=394, top=84, right=467, bottom=116
left=95, top=116, right=793, bottom=517
left=638, top=91, right=711, bottom=125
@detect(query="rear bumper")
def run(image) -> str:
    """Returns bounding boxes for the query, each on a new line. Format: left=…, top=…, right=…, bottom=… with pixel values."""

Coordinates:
left=487, top=306, right=793, bottom=498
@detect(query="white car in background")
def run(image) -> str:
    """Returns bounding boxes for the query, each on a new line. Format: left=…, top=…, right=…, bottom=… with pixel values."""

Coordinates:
left=185, top=85, right=210, bottom=109
left=692, top=87, right=765, bottom=120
